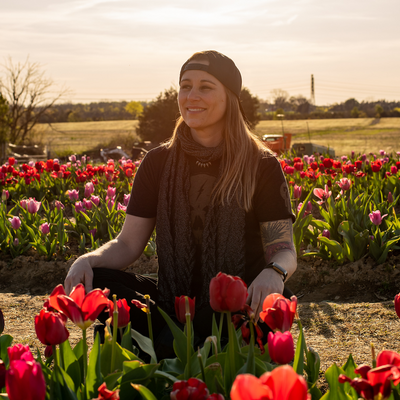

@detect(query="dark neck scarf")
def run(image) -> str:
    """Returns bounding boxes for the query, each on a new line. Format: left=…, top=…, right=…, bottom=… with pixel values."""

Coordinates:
left=156, top=123, right=246, bottom=314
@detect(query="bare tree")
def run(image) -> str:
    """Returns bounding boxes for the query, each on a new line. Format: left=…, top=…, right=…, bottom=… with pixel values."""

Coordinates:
left=0, top=56, right=69, bottom=144
left=270, top=88, right=289, bottom=110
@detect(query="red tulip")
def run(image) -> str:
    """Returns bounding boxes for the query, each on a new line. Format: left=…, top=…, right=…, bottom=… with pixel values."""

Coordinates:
left=209, top=272, right=248, bottom=313
left=109, top=298, right=131, bottom=328
left=35, top=309, right=69, bottom=346
left=0, top=360, right=6, bottom=390
left=339, top=364, right=400, bottom=400
left=231, top=366, right=310, bottom=400
left=93, top=382, right=120, bottom=400
left=394, top=293, right=400, bottom=319
left=175, top=296, right=195, bottom=324
left=268, top=331, right=295, bottom=364
left=44, top=346, right=53, bottom=359
left=6, top=360, right=46, bottom=400
left=170, top=378, right=210, bottom=400
left=7, top=344, right=34, bottom=363
left=371, top=162, right=382, bottom=172
left=48, top=284, right=109, bottom=330
left=377, top=350, right=400, bottom=385
left=259, top=293, right=297, bottom=332
left=207, top=394, right=224, bottom=400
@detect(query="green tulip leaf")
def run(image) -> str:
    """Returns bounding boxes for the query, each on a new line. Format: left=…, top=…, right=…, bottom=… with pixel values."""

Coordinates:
left=130, top=328, right=157, bottom=364
left=121, top=322, right=134, bottom=353
left=204, top=363, right=225, bottom=397
left=60, top=339, right=81, bottom=387
left=160, top=357, right=184, bottom=375
left=320, top=364, right=352, bottom=400
left=86, top=332, right=103, bottom=399
left=0, top=334, right=13, bottom=366
left=131, top=384, right=158, bottom=400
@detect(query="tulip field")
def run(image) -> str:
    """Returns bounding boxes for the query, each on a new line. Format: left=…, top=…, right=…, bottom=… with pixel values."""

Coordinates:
left=1, top=148, right=400, bottom=399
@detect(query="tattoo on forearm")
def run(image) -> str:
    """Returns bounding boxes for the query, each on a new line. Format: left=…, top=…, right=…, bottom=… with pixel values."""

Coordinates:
left=260, top=219, right=296, bottom=264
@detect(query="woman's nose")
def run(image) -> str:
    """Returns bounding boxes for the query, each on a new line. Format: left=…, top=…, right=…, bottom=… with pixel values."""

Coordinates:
left=187, top=88, right=200, bottom=100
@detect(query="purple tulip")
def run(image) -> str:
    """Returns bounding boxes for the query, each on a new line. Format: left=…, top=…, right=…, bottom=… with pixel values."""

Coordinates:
left=67, top=189, right=79, bottom=201
left=351, top=151, right=355, bottom=159
left=341, top=156, right=348, bottom=162
left=369, top=210, right=388, bottom=226
left=27, top=198, right=41, bottom=214
left=69, top=154, right=76, bottom=163
left=89, top=229, right=97, bottom=237
left=379, top=149, right=385, bottom=156
left=13, top=238, right=19, bottom=246
left=322, top=229, right=330, bottom=239
left=361, top=154, right=367, bottom=162
left=75, top=201, right=85, bottom=214
left=40, top=223, right=50, bottom=235
left=8, top=216, right=21, bottom=230
left=388, top=192, right=394, bottom=203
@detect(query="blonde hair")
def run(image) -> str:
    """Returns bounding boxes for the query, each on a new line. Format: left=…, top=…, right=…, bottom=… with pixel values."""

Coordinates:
left=167, top=88, right=272, bottom=212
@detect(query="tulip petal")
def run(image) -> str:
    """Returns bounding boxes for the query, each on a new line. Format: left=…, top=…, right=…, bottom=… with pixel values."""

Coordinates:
left=231, top=374, right=273, bottom=400
left=69, top=284, right=86, bottom=307
left=56, top=295, right=84, bottom=326
left=81, top=289, right=109, bottom=322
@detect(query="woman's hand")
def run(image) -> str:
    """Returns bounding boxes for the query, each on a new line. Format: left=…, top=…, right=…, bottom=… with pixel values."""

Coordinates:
left=246, top=268, right=284, bottom=321
left=65, top=256, right=94, bottom=295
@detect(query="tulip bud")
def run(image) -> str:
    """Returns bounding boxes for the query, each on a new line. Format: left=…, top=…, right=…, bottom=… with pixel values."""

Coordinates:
left=268, top=331, right=295, bottom=364
left=175, top=296, right=195, bottom=325
left=1, top=190, right=9, bottom=201
left=8, top=216, right=21, bottom=230
left=322, top=229, right=330, bottom=239
left=293, top=184, right=302, bottom=199
left=209, top=272, right=248, bottom=313
left=13, top=238, right=19, bottom=246
left=35, top=309, right=69, bottom=346
left=388, top=192, right=394, bottom=203
left=44, top=345, right=53, bottom=359
left=39, top=223, right=50, bottom=235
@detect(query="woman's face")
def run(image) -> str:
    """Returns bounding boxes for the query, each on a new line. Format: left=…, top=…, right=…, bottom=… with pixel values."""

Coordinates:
left=179, top=63, right=227, bottom=141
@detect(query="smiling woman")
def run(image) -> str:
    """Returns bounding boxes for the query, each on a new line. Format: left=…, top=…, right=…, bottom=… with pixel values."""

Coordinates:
left=65, top=50, right=296, bottom=358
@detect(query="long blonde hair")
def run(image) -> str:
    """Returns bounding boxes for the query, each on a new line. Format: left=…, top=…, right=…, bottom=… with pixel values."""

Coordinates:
left=167, top=88, right=272, bottom=212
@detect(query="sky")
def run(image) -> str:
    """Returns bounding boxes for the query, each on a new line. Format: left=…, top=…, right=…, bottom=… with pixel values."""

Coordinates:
left=1, top=0, right=399, bottom=106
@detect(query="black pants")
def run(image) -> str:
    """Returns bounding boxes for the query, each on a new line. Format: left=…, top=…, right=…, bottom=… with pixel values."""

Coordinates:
left=93, top=268, right=293, bottom=359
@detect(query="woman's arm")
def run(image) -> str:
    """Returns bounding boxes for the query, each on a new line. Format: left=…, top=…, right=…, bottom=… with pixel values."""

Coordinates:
left=247, top=218, right=297, bottom=319
left=64, top=214, right=156, bottom=294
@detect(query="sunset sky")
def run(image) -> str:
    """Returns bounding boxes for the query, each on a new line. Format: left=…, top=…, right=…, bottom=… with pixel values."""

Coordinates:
left=1, top=0, right=399, bottom=106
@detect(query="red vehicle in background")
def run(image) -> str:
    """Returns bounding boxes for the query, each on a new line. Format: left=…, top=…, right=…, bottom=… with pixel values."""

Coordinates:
left=262, top=133, right=292, bottom=154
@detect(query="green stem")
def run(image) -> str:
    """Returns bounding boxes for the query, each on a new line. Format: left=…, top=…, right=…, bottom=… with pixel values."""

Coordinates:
left=52, top=345, right=58, bottom=369
left=59, top=342, right=65, bottom=370
left=82, top=329, right=87, bottom=385
left=186, top=311, right=192, bottom=378
left=227, top=311, right=236, bottom=379
left=197, top=349, right=206, bottom=382
left=111, top=295, right=118, bottom=373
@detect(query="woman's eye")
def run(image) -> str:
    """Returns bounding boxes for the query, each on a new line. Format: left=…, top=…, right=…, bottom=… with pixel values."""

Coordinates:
left=180, top=85, right=191, bottom=90
left=200, top=86, right=211, bottom=91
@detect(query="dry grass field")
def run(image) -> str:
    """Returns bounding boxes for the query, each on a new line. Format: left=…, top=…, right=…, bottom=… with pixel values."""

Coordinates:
left=31, top=117, right=400, bottom=158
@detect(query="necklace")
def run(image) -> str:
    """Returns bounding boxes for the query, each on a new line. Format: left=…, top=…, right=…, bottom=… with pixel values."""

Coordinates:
left=196, top=160, right=212, bottom=168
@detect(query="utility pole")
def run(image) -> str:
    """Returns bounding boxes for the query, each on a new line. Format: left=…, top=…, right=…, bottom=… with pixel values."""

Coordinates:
left=310, top=74, right=315, bottom=105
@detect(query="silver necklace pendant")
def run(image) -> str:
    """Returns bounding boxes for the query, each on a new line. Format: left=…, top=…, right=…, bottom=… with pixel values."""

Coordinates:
left=196, top=160, right=212, bottom=168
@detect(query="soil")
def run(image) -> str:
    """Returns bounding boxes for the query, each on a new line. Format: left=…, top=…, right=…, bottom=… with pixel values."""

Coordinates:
left=1, top=252, right=400, bottom=393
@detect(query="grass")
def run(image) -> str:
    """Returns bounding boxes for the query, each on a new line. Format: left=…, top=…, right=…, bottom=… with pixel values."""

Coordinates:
left=31, top=117, right=400, bottom=158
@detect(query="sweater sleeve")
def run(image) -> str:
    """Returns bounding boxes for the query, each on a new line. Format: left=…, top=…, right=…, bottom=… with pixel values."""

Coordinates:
left=253, top=155, right=295, bottom=223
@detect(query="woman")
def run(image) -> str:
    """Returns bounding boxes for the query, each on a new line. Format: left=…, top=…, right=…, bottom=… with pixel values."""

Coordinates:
left=65, top=50, right=296, bottom=355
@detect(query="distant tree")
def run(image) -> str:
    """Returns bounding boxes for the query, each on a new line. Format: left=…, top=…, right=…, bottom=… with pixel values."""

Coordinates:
left=240, top=87, right=260, bottom=129
left=136, top=87, right=180, bottom=143
left=0, top=93, right=9, bottom=144
left=343, top=98, right=359, bottom=112
left=125, top=101, right=144, bottom=119
left=351, top=107, right=360, bottom=118
left=271, top=89, right=289, bottom=109
left=0, top=56, right=69, bottom=144
left=289, top=95, right=310, bottom=114
left=375, top=104, right=384, bottom=118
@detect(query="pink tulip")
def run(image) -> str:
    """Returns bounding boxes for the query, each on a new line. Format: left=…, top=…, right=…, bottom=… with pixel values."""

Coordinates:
left=54, top=200, right=64, bottom=210
left=391, top=166, right=398, bottom=175
left=20, top=199, right=27, bottom=210
left=84, top=182, right=94, bottom=198
left=69, top=155, right=76, bottom=162
left=8, top=216, right=21, bottom=230
left=83, top=198, right=93, bottom=210
left=268, top=331, right=295, bottom=364
left=90, top=195, right=100, bottom=207
left=75, top=201, right=85, bottom=214
left=123, top=194, right=130, bottom=206
left=293, top=185, right=302, bottom=199
left=369, top=210, right=388, bottom=226
left=67, top=189, right=79, bottom=201
left=27, top=198, right=41, bottom=214
left=13, top=238, right=19, bottom=246
left=7, top=344, right=34, bottom=363
left=107, top=198, right=115, bottom=210
left=117, top=203, right=126, bottom=212
left=338, top=178, right=351, bottom=191
left=107, top=186, right=116, bottom=199
left=39, top=223, right=50, bottom=235
left=313, top=185, right=332, bottom=205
